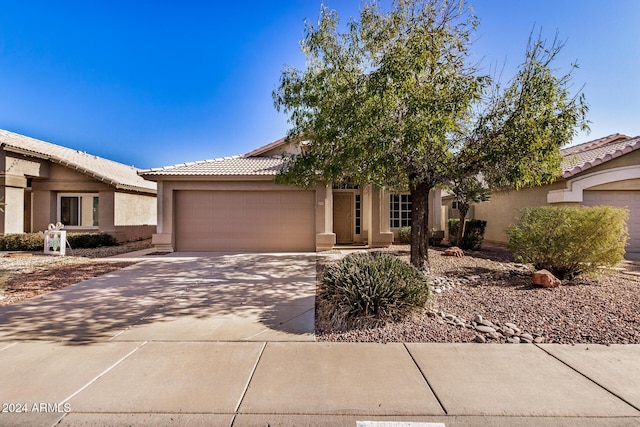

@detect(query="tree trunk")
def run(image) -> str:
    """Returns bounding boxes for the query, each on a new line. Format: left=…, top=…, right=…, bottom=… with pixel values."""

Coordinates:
left=410, top=182, right=432, bottom=272
left=456, top=202, right=470, bottom=248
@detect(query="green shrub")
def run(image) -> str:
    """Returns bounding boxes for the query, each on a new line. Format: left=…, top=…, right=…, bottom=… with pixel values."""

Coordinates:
left=398, top=226, right=412, bottom=244
left=0, top=233, right=44, bottom=251
left=507, top=206, right=628, bottom=279
left=448, top=219, right=487, bottom=250
left=66, top=233, right=118, bottom=249
left=320, top=253, right=429, bottom=326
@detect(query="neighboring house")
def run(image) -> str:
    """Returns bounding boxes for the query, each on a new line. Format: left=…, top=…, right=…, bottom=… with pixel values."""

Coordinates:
left=443, top=134, right=640, bottom=253
left=139, top=137, right=443, bottom=252
left=0, top=129, right=157, bottom=242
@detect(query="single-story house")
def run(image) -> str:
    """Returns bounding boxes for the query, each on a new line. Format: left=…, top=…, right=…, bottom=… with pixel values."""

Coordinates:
left=0, top=129, right=157, bottom=242
left=139, top=137, right=443, bottom=252
left=443, top=133, right=640, bottom=253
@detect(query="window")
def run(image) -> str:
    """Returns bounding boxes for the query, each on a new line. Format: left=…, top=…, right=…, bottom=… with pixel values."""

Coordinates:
left=451, top=200, right=460, bottom=210
left=355, top=194, right=361, bottom=235
left=58, top=194, right=99, bottom=228
left=390, top=194, right=412, bottom=228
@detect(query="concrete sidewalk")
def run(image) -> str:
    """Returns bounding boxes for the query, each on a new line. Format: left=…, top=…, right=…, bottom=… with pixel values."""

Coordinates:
left=0, top=341, right=639, bottom=426
left=1, top=252, right=639, bottom=426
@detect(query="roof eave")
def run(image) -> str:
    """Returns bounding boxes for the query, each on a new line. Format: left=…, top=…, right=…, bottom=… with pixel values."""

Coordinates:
left=137, top=173, right=277, bottom=182
left=3, top=143, right=156, bottom=194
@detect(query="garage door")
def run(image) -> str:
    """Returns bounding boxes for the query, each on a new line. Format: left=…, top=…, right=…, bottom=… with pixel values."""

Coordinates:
left=583, top=190, right=640, bottom=253
left=175, top=190, right=315, bottom=252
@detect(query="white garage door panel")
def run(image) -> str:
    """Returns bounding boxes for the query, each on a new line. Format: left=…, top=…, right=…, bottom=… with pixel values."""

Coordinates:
left=583, top=190, right=640, bottom=252
left=175, top=190, right=315, bottom=252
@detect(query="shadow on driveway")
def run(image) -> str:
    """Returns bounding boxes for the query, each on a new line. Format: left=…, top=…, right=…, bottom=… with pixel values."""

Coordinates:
left=0, top=253, right=316, bottom=344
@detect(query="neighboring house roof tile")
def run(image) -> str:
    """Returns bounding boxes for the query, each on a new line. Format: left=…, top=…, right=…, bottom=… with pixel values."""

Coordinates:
left=139, top=156, right=286, bottom=177
left=561, top=134, right=640, bottom=178
left=0, top=129, right=156, bottom=194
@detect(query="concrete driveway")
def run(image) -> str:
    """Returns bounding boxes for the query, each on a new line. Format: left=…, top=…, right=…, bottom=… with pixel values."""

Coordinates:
left=0, top=252, right=316, bottom=343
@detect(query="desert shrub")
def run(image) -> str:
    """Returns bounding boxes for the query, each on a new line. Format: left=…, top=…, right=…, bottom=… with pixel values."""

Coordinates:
left=398, top=226, right=412, bottom=244
left=320, top=253, right=429, bottom=327
left=67, top=233, right=118, bottom=249
left=448, top=219, right=487, bottom=250
left=507, top=206, right=628, bottom=279
left=0, top=233, right=44, bottom=251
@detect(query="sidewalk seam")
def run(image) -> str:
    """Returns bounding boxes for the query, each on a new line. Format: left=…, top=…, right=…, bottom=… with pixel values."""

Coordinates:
left=403, top=343, right=448, bottom=415
left=234, top=341, right=267, bottom=414
left=59, top=341, right=148, bottom=405
left=534, top=344, right=640, bottom=413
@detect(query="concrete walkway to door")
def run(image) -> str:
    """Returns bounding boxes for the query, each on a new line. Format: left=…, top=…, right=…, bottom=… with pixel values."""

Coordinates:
left=0, top=252, right=316, bottom=343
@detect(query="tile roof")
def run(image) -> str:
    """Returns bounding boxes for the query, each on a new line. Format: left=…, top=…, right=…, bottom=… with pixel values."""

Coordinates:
left=140, top=133, right=640, bottom=180
left=561, top=134, right=640, bottom=178
left=139, top=156, right=286, bottom=177
left=0, top=129, right=156, bottom=194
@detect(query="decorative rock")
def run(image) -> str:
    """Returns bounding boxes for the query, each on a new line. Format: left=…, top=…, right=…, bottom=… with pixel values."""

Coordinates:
left=532, top=269, right=561, bottom=288
left=477, top=319, right=494, bottom=328
left=474, top=334, right=486, bottom=343
left=474, top=314, right=483, bottom=323
left=507, top=336, right=521, bottom=344
left=502, top=328, right=515, bottom=337
left=444, top=246, right=464, bottom=257
left=488, top=331, right=502, bottom=340
left=520, top=338, right=532, bottom=344
left=434, top=288, right=442, bottom=294
left=533, top=336, right=545, bottom=344
left=475, top=325, right=496, bottom=334
left=520, top=333, right=534, bottom=342
left=505, top=322, right=518, bottom=330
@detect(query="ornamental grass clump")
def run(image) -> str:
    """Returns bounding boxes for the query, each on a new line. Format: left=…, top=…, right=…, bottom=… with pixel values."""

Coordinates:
left=507, top=206, right=628, bottom=279
left=319, top=253, right=429, bottom=328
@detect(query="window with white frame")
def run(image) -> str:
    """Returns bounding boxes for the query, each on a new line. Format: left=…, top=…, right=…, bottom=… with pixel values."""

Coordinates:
left=389, top=194, right=412, bottom=228
left=58, top=194, right=99, bottom=228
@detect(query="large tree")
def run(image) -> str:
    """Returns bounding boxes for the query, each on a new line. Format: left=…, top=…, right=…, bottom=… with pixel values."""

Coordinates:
left=273, top=0, right=588, bottom=270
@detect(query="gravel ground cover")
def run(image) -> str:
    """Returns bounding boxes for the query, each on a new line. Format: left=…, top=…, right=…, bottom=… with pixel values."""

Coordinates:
left=0, top=239, right=150, bottom=307
left=316, top=245, right=640, bottom=345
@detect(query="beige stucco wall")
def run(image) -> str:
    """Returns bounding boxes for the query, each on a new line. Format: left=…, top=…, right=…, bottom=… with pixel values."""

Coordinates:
left=587, top=178, right=640, bottom=191
left=3, top=152, right=49, bottom=177
left=472, top=181, right=567, bottom=244
left=114, top=192, right=156, bottom=226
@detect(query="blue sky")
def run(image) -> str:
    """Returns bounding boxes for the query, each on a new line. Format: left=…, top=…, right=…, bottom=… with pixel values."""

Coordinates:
left=0, top=1, right=638, bottom=169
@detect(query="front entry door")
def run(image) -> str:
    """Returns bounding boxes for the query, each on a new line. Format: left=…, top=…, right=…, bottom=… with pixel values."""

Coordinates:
left=333, top=193, right=354, bottom=244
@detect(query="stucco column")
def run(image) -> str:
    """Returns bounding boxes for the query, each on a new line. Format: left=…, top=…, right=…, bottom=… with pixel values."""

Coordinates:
left=431, top=188, right=442, bottom=231
left=98, top=190, right=116, bottom=234
left=151, top=181, right=174, bottom=252
left=368, top=186, right=394, bottom=247
left=315, top=182, right=336, bottom=251
left=0, top=174, right=27, bottom=234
